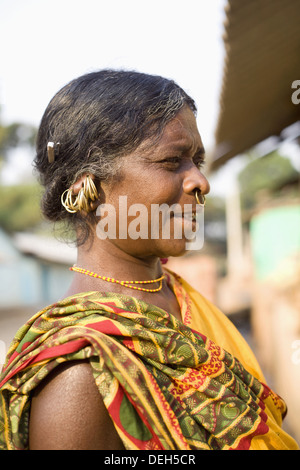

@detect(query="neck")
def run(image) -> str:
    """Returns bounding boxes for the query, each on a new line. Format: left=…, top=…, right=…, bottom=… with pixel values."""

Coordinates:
left=64, top=235, right=183, bottom=322
left=65, top=236, right=165, bottom=297
left=78, top=238, right=163, bottom=276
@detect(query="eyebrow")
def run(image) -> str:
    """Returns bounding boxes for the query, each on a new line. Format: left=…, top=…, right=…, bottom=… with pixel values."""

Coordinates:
left=161, top=143, right=206, bottom=157
left=193, top=147, right=206, bottom=158
left=139, top=143, right=206, bottom=163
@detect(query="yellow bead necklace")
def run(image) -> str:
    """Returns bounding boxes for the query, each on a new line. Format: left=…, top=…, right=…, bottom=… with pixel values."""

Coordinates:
left=70, top=265, right=165, bottom=293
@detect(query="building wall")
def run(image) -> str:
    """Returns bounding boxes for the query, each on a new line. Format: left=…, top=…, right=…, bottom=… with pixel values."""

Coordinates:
left=250, top=203, right=300, bottom=443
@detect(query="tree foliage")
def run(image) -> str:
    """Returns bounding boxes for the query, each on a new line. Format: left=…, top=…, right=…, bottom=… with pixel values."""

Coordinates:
left=238, top=152, right=299, bottom=210
left=0, top=113, right=40, bottom=232
left=0, top=114, right=37, bottom=161
left=0, top=184, right=43, bottom=232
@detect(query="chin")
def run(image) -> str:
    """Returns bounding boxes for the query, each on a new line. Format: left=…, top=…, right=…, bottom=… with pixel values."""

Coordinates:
left=154, top=239, right=190, bottom=259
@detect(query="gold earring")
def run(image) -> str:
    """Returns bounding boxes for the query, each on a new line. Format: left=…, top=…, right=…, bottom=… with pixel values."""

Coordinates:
left=61, top=188, right=77, bottom=213
left=195, top=189, right=206, bottom=206
left=77, top=187, right=90, bottom=212
left=61, top=175, right=99, bottom=213
left=84, top=175, right=98, bottom=202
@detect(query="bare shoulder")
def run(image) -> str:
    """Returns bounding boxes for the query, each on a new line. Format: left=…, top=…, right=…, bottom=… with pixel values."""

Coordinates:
left=29, top=360, right=124, bottom=450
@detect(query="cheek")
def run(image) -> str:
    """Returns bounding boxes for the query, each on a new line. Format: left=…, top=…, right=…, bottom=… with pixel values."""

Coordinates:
left=104, top=167, right=182, bottom=229
left=147, top=173, right=182, bottom=205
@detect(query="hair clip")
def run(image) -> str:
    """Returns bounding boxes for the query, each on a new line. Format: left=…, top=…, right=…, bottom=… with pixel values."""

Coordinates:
left=47, top=141, right=60, bottom=163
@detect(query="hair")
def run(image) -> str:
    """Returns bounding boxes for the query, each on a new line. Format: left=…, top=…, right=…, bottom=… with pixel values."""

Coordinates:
left=33, top=69, right=197, bottom=245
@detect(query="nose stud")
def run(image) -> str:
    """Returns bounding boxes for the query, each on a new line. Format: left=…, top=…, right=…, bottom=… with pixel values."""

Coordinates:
left=195, top=189, right=206, bottom=206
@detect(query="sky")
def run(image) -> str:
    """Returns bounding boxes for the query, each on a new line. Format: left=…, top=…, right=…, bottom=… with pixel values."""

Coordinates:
left=0, top=0, right=226, bottom=147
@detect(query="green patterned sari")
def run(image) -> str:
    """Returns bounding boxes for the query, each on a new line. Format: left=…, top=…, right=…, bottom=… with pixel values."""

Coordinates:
left=1, top=289, right=283, bottom=450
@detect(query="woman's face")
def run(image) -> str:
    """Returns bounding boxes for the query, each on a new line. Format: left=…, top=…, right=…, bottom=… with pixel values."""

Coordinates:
left=97, top=105, right=210, bottom=258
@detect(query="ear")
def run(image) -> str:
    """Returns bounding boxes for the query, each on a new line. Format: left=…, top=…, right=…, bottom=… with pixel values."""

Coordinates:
left=89, top=197, right=101, bottom=212
left=70, top=173, right=101, bottom=213
left=70, top=173, right=96, bottom=195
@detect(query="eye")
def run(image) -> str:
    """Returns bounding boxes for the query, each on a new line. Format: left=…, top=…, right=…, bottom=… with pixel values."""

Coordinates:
left=193, top=157, right=206, bottom=170
left=160, top=156, right=182, bottom=168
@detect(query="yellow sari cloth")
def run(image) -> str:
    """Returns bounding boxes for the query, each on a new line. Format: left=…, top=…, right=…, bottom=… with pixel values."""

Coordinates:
left=169, top=270, right=298, bottom=450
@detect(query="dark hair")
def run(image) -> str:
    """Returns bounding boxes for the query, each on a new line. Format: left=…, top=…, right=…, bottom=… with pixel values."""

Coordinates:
left=33, top=69, right=197, bottom=245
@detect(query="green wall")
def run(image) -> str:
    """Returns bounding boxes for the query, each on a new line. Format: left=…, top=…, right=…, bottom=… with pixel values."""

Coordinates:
left=250, top=204, right=300, bottom=280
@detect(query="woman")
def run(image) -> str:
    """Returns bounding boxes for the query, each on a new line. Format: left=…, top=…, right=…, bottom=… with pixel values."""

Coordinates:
left=0, top=70, right=298, bottom=450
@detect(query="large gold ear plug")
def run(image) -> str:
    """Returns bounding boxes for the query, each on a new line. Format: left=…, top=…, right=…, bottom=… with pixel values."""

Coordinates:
left=61, top=174, right=99, bottom=213
left=195, top=189, right=206, bottom=206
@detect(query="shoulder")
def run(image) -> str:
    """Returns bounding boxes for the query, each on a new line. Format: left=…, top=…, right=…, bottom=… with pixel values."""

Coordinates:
left=29, top=360, right=124, bottom=450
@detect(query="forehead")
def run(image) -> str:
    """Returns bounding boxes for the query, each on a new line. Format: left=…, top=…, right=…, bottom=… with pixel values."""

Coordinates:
left=126, top=106, right=204, bottom=164
left=154, top=105, right=203, bottom=152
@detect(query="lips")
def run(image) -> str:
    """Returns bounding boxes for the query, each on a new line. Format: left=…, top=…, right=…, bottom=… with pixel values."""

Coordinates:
left=173, top=210, right=197, bottom=222
left=187, top=211, right=197, bottom=221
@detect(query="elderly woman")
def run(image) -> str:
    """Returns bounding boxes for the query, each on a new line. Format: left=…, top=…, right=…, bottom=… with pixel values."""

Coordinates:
left=0, top=70, right=298, bottom=450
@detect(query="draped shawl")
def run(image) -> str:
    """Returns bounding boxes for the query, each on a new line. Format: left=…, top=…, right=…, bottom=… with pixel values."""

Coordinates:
left=0, top=271, right=297, bottom=450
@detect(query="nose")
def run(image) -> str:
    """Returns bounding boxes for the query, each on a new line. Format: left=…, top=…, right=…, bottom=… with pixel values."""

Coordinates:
left=182, top=166, right=210, bottom=198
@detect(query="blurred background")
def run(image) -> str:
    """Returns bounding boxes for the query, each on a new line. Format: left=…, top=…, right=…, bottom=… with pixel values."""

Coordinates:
left=0, top=0, right=299, bottom=443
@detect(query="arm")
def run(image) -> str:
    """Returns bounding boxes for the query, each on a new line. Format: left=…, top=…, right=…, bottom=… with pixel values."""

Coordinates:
left=29, top=360, right=125, bottom=450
